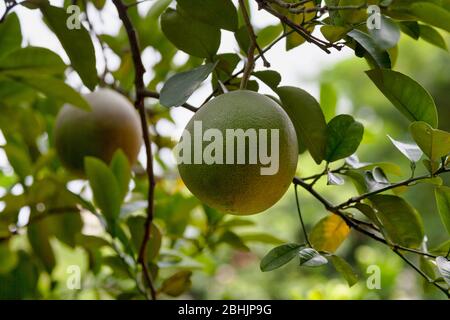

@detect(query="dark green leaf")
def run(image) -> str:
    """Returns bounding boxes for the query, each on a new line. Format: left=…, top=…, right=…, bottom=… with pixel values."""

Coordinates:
left=253, top=70, right=281, bottom=90
left=84, top=157, right=121, bottom=233
left=366, top=69, right=438, bottom=128
left=348, top=30, right=391, bottom=69
left=177, top=0, right=238, bottom=31
left=41, top=4, right=98, bottom=90
left=410, top=2, right=450, bottom=33
left=260, top=243, right=303, bottom=272
left=435, top=186, right=450, bottom=236
left=127, top=216, right=162, bottom=261
left=419, top=24, right=448, bottom=51
left=160, top=270, right=192, bottom=297
left=0, top=46, right=66, bottom=76
left=110, top=149, right=131, bottom=201
left=369, top=15, right=400, bottom=50
left=325, top=114, right=364, bottom=162
left=9, top=75, right=90, bottom=110
left=399, top=21, right=420, bottom=40
left=0, top=13, right=22, bottom=59
left=370, top=195, right=424, bottom=248
left=160, top=62, right=216, bottom=107
left=161, top=8, right=220, bottom=58
left=277, top=86, right=327, bottom=163
left=28, top=220, right=56, bottom=273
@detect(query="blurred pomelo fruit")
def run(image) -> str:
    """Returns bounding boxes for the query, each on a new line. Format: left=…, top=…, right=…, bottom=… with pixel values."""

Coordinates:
left=54, top=88, right=142, bottom=175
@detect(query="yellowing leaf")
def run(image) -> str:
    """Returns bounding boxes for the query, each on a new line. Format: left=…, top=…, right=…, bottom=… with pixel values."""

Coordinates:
left=310, top=214, right=350, bottom=253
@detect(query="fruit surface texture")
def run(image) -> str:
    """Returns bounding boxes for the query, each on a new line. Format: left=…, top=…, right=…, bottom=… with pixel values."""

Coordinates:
left=177, top=90, right=298, bottom=215
left=55, top=88, right=142, bottom=174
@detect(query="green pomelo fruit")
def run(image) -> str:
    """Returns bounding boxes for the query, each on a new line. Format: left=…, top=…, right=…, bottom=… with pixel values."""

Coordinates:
left=177, top=90, right=298, bottom=215
left=54, top=88, right=142, bottom=175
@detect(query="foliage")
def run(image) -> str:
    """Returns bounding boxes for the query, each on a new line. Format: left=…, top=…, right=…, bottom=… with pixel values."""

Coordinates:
left=0, top=0, right=449, bottom=300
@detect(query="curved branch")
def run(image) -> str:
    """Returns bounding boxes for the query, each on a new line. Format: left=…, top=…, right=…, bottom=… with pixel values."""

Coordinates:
left=112, top=0, right=157, bottom=300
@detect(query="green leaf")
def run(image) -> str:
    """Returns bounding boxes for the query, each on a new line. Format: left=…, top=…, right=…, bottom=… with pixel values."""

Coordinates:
left=387, top=135, right=423, bottom=162
left=348, top=30, right=391, bottom=69
left=84, top=157, right=121, bottom=233
left=435, top=186, right=450, bottom=236
left=110, top=150, right=131, bottom=201
left=9, top=75, right=91, bottom=110
left=431, top=240, right=450, bottom=256
left=260, top=243, right=303, bottom=272
left=256, top=24, right=283, bottom=48
left=276, top=86, right=327, bottom=164
left=354, top=203, right=385, bottom=232
left=435, top=256, right=450, bottom=286
left=161, top=8, right=220, bottom=58
left=218, top=231, right=249, bottom=251
left=419, top=24, right=448, bottom=51
left=28, top=220, right=56, bottom=273
left=366, top=69, right=438, bottom=128
left=240, top=233, right=285, bottom=245
left=410, top=2, right=450, bottom=33
left=410, top=121, right=450, bottom=163
left=320, top=82, right=338, bottom=121
left=399, top=21, right=420, bottom=40
left=127, top=216, right=162, bottom=261
left=176, top=0, right=238, bottom=31
left=0, top=242, right=18, bottom=274
left=321, top=25, right=350, bottom=43
left=370, top=195, right=424, bottom=248
left=160, top=62, right=216, bottom=107
left=299, top=248, right=328, bottom=267
left=40, top=4, right=98, bottom=90
left=0, top=13, right=22, bottom=59
left=369, top=15, right=400, bottom=50
left=160, top=270, right=192, bottom=297
left=330, top=255, right=359, bottom=287
left=325, top=114, right=364, bottom=162
left=3, top=144, right=32, bottom=180
left=0, top=46, right=66, bottom=76
left=310, top=214, right=350, bottom=253
left=253, top=70, right=281, bottom=91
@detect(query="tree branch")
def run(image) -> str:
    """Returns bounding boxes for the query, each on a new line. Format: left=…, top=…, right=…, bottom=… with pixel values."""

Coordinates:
left=141, top=90, right=198, bottom=113
left=239, top=0, right=257, bottom=89
left=112, top=0, right=157, bottom=300
left=336, top=167, right=450, bottom=210
left=239, top=0, right=270, bottom=68
left=292, top=177, right=440, bottom=260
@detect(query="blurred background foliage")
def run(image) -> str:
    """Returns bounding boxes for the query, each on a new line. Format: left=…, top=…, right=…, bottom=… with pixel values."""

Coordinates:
left=0, top=0, right=449, bottom=300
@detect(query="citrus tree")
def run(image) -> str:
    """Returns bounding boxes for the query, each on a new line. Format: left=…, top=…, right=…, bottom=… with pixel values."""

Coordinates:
left=0, top=0, right=449, bottom=300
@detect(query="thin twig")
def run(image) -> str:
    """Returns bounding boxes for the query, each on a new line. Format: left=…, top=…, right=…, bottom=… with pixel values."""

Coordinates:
left=294, top=184, right=311, bottom=247
left=201, top=30, right=294, bottom=105
left=112, top=0, right=157, bottom=300
left=394, top=249, right=450, bottom=298
left=336, top=167, right=450, bottom=209
left=142, top=90, right=198, bottom=113
left=239, top=0, right=270, bottom=67
left=292, top=177, right=440, bottom=259
left=239, top=0, right=257, bottom=89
